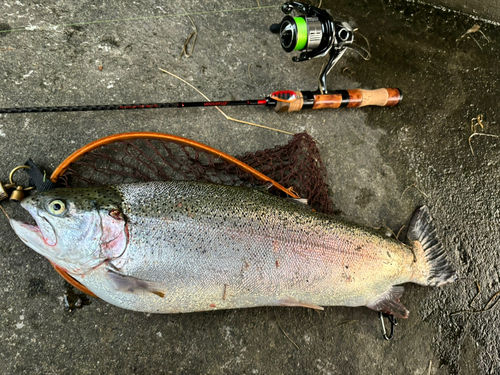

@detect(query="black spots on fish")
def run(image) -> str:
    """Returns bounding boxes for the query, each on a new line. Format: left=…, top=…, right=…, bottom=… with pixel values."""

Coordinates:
left=35, top=186, right=123, bottom=213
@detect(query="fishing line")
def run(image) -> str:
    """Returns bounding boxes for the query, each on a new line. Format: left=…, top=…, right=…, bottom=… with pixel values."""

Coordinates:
left=0, top=5, right=278, bottom=34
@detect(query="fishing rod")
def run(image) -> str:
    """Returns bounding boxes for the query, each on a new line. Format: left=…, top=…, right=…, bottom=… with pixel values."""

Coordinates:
left=0, top=2, right=402, bottom=115
left=0, top=88, right=401, bottom=114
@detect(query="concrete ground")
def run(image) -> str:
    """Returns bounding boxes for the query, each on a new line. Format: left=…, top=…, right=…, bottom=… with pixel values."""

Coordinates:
left=0, top=1, right=499, bottom=374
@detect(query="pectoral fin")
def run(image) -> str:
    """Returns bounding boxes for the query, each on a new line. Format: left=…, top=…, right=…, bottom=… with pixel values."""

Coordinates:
left=278, top=297, right=324, bottom=311
left=106, top=269, right=166, bottom=298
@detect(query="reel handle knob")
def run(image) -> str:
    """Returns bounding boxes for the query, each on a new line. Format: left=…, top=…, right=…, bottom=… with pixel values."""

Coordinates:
left=270, top=24, right=281, bottom=34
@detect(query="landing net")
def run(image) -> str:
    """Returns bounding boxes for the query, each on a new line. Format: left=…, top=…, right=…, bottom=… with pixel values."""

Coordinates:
left=55, top=132, right=333, bottom=214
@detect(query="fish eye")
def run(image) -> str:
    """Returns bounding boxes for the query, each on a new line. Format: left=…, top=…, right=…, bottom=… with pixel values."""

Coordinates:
left=48, top=199, right=67, bottom=216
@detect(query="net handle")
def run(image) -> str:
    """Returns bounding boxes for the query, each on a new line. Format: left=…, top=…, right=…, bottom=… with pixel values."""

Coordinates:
left=49, top=132, right=299, bottom=298
left=50, top=262, right=98, bottom=297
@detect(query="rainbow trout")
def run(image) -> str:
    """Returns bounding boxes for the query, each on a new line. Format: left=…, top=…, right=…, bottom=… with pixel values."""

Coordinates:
left=10, top=181, right=456, bottom=318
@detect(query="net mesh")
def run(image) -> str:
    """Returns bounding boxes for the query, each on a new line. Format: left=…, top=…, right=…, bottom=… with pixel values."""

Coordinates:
left=57, top=132, right=334, bottom=214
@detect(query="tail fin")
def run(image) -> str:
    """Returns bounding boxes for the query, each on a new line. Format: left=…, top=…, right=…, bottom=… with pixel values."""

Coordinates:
left=407, top=206, right=457, bottom=286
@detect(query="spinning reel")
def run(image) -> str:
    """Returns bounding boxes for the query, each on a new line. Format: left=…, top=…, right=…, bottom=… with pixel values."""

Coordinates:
left=271, top=2, right=359, bottom=93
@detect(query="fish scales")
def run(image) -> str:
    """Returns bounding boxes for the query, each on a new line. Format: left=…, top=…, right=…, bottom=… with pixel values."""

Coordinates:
left=113, top=182, right=404, bottom=311
left=10, top=180, right=457, bottom=317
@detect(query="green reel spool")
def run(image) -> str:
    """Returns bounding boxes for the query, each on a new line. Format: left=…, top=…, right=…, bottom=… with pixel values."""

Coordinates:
left=278, top=15, right=323, bottom=52
left=292, top=17, right=308, bottom=50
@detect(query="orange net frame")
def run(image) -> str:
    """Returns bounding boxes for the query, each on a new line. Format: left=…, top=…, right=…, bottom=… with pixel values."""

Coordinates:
left=49, top=132, right=333, bottom=296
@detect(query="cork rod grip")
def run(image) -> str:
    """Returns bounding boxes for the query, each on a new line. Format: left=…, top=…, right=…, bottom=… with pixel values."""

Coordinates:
left=312, top=88, right=402, bottom=110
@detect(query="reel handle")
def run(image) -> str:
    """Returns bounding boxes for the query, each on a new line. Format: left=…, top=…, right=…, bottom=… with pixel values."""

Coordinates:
left=273, top=88, right=402, bottom=112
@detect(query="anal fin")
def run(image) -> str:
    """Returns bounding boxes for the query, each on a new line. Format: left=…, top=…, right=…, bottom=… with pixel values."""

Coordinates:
left=278, top=297, right=324, bottom=311
left=366, top=286, right=409, bottom=319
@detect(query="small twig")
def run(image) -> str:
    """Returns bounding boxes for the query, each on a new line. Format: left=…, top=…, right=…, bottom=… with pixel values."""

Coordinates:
left=471, top=114, right=484, bottom=133
left=469, top=281, right=481, bottom=308
left=468, top=114, right=498, bottom=155
left=179, top=4, right=198, bottom=58
left=0, top=47, right=15, bottom=52
left=274, top=313, right=299, bottom=349
left=451, top=284, right=500, bottom=316
left=158, top=68, right=294, bottom=135
left=222, top=284, right=227, bottom=301
left=461, top=24, right=481, bottom=38
left=247, top=63, right=265, bottom=85
left=342, top=67, right=353, bottom=78
left=256, top=0, right=260, bottom=6
left=459, top=24, right=490, bottom=50
left=468, top=33, right=483, bottom=50
left=460, top=24, right=490, bottom=42
left=468, top=133, right=499, bottom=156
left=483, top=290, right=500, bottom=311
left=478, top=29, right=491, bottom=42
left=396, top=225, right=405, bottom=241
left=401, top=183, right=430, bottom=199
left=0, top=204, right=11, bottom=220
left=427, top=360, right=432, bottom=375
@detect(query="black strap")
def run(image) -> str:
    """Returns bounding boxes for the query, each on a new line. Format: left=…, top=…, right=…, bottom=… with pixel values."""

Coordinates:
left=25, top=159, right=59, bottom=192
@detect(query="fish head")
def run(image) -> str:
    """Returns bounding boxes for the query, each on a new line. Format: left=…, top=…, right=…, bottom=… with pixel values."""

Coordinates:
left=10, top=187, right=127, bottom=275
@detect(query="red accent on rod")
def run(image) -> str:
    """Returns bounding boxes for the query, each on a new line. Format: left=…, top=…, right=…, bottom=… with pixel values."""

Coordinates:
left=204, top=102, right=228, bottom=106
left=257, top=100, right=267, bottom=105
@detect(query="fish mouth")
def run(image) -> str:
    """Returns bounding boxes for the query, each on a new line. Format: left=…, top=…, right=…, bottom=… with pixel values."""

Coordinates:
left=10, top=219, right=53, bottom=256
left=10, top=199, right=58, bottom=253
left=19, top=199, right=58, bottom=247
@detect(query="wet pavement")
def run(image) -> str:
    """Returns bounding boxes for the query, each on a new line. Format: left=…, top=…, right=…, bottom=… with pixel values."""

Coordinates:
left=0, top=1, right=499, bottom=374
